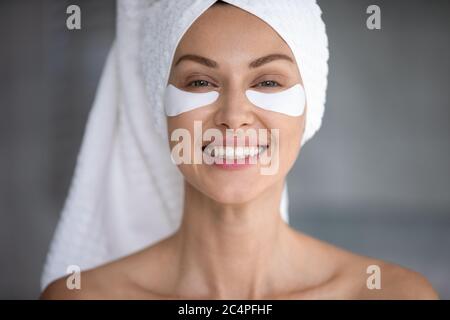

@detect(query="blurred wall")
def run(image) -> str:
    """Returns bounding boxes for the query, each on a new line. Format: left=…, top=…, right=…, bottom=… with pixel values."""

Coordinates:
left=0, top=0, right=449, bottom=299
left=0, top=0, right=115, bottom=299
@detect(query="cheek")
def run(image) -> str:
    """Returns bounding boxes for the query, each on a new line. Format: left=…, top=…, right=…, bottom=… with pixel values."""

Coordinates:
left=276, top=116, right=304, bottom=171
left=166, top=110, right=207, bottom=147
left=166, top=112, right=210, bottom=178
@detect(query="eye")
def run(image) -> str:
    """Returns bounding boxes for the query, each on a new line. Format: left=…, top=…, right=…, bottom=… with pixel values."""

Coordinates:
left=188, top=79, right=212, bottom=87
left=255, top=80, right=281, bottom=88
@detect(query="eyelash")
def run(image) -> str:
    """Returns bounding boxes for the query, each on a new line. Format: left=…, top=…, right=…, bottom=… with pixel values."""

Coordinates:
left=188, top=80, right=215, bottom=88
left=187, top=79, right=281, bottom=88
left=254, top=80, right=281, bottom=88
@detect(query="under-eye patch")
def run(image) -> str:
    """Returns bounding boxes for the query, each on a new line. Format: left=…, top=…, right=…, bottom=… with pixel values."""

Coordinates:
left=164, top=83, right=305, bottom=117
left=164, top=84, right=219, bottom=116
left=245, top=84, right=306, bottom=117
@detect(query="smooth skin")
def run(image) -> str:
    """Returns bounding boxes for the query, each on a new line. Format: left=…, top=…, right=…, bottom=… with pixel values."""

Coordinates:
left=41, top=3, right=438, bottom=300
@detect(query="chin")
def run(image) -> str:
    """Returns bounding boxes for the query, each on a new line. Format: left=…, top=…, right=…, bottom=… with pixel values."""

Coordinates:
left=201, top=177, right=271, bottom=205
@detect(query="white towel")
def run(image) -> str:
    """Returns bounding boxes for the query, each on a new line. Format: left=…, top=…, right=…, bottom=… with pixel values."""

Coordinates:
left=41, top=0, right=329, bottom=291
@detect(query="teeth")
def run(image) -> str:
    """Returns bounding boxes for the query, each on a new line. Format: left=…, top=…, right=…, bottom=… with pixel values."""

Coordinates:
left=225, top=146, right=235, bottom=158
left=204, top=145, right=267, bottom=159
left=235, top=147, right=243, bottom=158
left=259, top=146, right=264, bottom=155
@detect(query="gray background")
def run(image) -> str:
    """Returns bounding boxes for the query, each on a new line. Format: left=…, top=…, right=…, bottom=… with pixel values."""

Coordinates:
left=0, top=0, right=449, bottom=299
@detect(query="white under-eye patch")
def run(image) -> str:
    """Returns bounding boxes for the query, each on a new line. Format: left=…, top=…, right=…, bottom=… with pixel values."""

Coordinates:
left=164, top=84, right=219, bottom=116
left=245, top=84, right=306, bottom=117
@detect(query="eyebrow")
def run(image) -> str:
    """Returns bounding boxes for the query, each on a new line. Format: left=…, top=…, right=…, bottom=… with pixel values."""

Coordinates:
left=174, top=54, right=218, bottom=68
left=174, top=53, right=294, bottom=69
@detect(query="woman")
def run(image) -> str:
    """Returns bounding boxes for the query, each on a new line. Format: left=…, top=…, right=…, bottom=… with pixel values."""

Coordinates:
left=41, top=0, right=438, bottom=299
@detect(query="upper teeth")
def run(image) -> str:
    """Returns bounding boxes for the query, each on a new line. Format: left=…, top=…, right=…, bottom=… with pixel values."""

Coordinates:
left=204, top=146, right=266, bottom=159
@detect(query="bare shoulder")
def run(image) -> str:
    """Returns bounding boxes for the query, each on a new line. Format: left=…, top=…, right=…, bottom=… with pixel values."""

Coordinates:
left=40, top=262, right=129, bottom=300
left=331, top=246, right=439, bottom=299
left=358, top=260, right=439, bottom=299
left=40, top=270, right=99, bottom=300
left=294, top=232, right=439, bottom=299
left=40, top=237, right=176, bottom=300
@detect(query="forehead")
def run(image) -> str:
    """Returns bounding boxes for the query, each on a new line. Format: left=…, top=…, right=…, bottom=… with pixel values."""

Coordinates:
left=173, top=4, right=295, bottom=64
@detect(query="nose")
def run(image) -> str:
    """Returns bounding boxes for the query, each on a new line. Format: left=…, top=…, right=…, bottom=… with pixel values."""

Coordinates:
left=213, top=85, right=255, bottom=130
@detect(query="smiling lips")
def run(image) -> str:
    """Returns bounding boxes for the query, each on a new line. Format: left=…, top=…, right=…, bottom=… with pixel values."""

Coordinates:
left=201, top=139, right=270, bottom=169
left=203, top=145, right=267, bottom=160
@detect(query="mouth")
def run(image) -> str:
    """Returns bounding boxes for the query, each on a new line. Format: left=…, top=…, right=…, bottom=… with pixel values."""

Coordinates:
left=202, top=144, right=269, bottom=160
left=198, top=132, right=273, bottom=169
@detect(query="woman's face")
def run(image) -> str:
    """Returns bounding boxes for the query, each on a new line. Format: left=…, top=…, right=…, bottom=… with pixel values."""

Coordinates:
left=167, top=4, right=306, bottom=204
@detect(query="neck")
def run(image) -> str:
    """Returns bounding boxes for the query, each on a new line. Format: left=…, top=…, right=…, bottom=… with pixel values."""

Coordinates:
left=172, top=179, right=293, bottom=299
